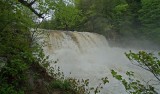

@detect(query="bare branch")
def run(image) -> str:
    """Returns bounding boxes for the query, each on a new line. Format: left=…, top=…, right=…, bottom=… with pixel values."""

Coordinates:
left=18, top=0, right=44, bottom=18
left=29, top=0, right=36, bottom=6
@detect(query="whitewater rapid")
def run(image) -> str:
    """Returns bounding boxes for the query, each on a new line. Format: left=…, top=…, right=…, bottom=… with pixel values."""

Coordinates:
left=37, top=30, right=159, bottom=94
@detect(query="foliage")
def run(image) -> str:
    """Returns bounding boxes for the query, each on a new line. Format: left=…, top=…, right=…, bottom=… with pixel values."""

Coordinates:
left=53, top=0, right=83, bottom=30
left=38, top=0, right=160, bottom=46
left=111, top=50, right=160, bottom=93
left=125, top=51, right=160, bottom=81
left=111, top=51, right=160, bottom=93
left=49, top=79, right=71, bottom=90
left=0, top=1, right=33, bottom=94
left=0, top=84, right=24, bottom=94
left=62, top=0, right=160, bottom=46
left=139, top=0, right=160, bottom=28
left=0, top=0, right=43, bottom=93
left=40, top=0, right=83, bottom=31
left=138, top=0, right=160, bottom=45
left=111, top=70, right=157, bottom=94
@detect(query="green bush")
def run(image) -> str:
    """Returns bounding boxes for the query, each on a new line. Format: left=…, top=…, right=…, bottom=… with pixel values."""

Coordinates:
left=0, top=84, right=24, bottom=94
left=49, top=79, right=71, bottom=90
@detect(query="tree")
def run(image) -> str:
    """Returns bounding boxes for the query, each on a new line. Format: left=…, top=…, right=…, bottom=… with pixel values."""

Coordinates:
left=39, top=0, right=83, bottom=30
left=0, top=0, right=46, bottom=93
left=138, top=0, right=160, bottom=45
left=52, top=0, right=83, bottom=30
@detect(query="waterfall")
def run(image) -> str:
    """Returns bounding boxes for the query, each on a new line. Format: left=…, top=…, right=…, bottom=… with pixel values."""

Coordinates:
left=38, top=30, right=159, bottom=94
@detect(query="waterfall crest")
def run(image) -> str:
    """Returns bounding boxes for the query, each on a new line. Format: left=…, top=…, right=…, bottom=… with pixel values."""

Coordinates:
left=42, top=31, right=108, bottom=53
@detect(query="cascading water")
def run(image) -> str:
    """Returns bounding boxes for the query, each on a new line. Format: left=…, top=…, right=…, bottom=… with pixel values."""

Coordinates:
left=38, top=30, right=159, bottom=94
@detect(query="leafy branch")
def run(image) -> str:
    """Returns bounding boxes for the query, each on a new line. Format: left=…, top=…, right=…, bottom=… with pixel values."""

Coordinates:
left=125, top=51, right=160, bottom=81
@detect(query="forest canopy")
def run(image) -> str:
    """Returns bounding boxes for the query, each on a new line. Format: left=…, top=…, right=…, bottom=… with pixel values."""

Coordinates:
left=40, top=0, right=160, bottom=47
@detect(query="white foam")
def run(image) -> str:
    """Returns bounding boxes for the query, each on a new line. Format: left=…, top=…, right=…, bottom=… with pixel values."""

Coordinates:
left=38, top=30, right=159, bottom=94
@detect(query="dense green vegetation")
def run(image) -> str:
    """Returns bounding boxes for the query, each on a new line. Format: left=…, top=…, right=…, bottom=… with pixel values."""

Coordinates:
left=0, top=0, right=36, bottom=93
left=0, top=0, right=160, bottom=94
left=0, top=0, right=90, bottom=94
left=40, top=0, right=160, bottom=47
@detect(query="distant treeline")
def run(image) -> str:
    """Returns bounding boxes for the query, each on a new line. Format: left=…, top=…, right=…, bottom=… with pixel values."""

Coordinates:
left=40, top=0, right=160, bottom=47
